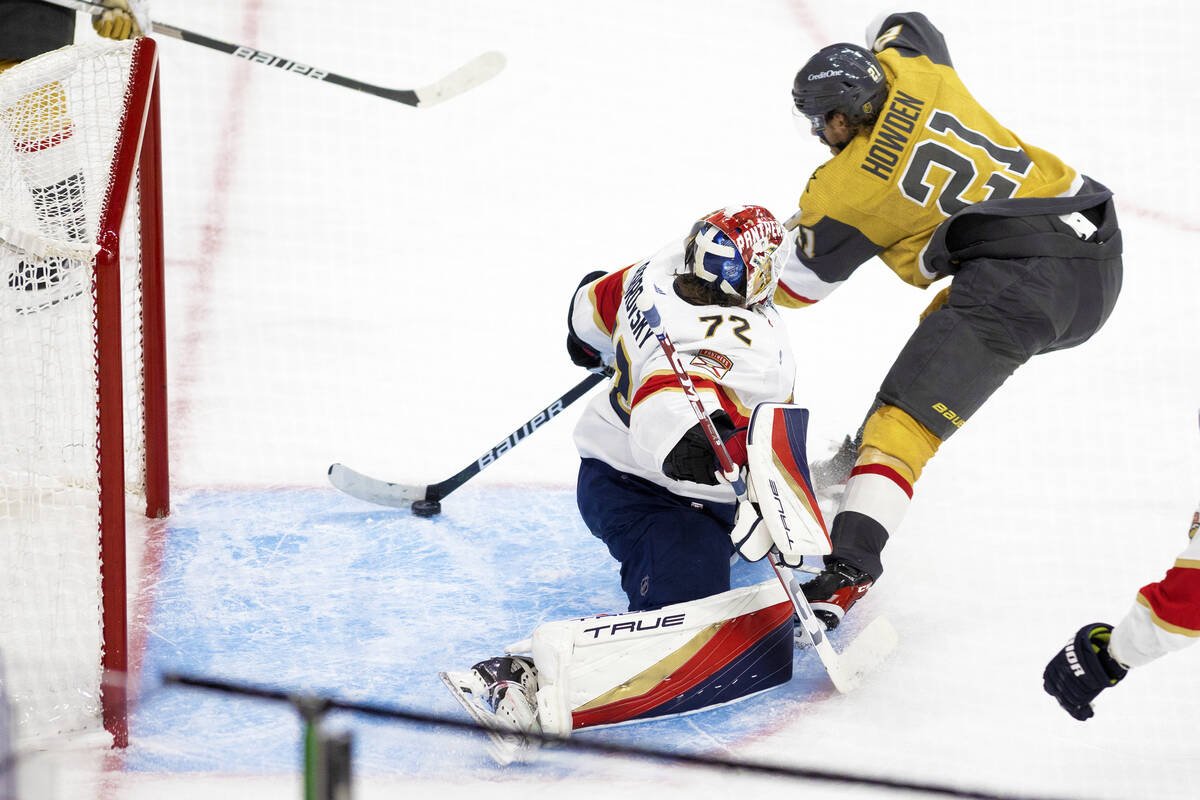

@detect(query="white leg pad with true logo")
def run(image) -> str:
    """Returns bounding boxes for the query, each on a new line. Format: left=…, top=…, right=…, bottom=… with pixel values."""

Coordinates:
left=505, top=578, right=797, bottom=736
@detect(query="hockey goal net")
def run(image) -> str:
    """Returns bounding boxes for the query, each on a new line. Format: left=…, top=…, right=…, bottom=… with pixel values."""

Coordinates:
left=0, top=37, right=167, bottom=749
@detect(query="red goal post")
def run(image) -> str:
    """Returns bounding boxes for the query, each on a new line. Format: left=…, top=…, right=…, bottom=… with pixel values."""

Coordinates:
left=0, top=36, right=167, bottom=749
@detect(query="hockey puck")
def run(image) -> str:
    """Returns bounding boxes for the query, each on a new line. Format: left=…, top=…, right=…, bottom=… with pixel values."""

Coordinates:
left=411, top=499, right=442, bottom=518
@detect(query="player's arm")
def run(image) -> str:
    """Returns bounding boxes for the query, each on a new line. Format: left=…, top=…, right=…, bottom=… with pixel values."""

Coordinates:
left=865, top=10, right=952, bottom=66
left=775, top=196, right=883, bottom=309
left=1108, top=512, right=1200, bottom=667
left=1044, top=504, right=1200, bottom=720
left=624, top=299, right=751, bottom=484
left=628, top=364, right=745, bottom=486
left=566, top=267, right=633, bottom=370
left=627, top=319, right=756, bottom=485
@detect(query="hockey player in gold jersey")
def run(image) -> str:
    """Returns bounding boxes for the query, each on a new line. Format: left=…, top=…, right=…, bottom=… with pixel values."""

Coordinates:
left=781, top=11, right=1124, bottom=628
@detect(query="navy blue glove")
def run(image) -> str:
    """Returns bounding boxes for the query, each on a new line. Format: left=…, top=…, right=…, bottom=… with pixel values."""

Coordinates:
left=1043, top=623, right=1128, bottom=721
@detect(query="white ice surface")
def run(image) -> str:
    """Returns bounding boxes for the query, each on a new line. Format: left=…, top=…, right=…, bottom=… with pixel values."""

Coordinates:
left=15, top=2, right=1200, bottom=799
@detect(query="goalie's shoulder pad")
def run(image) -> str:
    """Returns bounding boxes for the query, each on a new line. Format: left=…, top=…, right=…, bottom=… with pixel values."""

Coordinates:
left=746, top=403, right=832, bottom=556
left=513, top=579, right=795, bottom=736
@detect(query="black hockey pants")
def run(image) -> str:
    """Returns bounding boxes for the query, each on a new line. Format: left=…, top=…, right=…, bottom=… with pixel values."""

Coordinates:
left=877, top=212, right=1123, bottom=441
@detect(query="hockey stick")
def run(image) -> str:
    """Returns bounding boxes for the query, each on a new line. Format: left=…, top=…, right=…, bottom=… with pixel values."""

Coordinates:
left=43, top=0, right=505, bottom=107
left=329, top=370, right=609, bottom=517
left=636, top=286, right=897, bottom=693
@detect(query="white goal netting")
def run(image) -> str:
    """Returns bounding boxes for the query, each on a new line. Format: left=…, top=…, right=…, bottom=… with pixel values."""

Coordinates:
left=0, top=39, right=153, bottom=745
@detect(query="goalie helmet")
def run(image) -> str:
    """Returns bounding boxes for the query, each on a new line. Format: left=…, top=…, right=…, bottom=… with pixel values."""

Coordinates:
left=684, top=205, right=785, bottom=307
left=791, top=43, right=887, bottom=142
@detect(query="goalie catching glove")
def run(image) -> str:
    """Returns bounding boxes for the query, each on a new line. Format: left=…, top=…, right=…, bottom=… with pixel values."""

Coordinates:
left=728, top=403, right=832, bottom=565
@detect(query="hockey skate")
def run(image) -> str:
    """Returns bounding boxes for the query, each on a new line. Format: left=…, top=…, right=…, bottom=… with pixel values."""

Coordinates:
left=439, top=655, right=541, bottom=765
left=801, top=560, right=875, bottom=631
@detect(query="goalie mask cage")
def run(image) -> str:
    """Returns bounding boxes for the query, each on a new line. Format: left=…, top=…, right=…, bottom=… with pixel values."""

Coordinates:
left=0, top=38, right=167, bottom=749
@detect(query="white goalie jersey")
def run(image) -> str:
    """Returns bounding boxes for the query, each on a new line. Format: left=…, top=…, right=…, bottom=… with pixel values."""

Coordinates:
left=569, top=240, right=797, bottom=504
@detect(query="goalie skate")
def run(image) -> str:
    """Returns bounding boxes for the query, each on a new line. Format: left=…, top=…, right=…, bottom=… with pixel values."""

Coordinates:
left=439, top=656, right=541, bottom=765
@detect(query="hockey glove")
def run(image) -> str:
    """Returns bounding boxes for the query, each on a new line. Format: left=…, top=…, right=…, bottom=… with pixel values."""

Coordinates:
left=566, top=331, right=603, bottom=371
left=1042, top=623, right=1128, bottom=721
left=566, top=270, right=608, bottom=370
left=93, top=0, right=142, bottom=40
left=662, top=412, right=745, bottom=486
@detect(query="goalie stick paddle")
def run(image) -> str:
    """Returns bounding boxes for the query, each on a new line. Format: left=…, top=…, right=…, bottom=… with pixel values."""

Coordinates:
left=329, top=370, right=609, bottom=516
left=44, top=0, right=505, bottom=107
left=636, top=286, right=897, bottom=693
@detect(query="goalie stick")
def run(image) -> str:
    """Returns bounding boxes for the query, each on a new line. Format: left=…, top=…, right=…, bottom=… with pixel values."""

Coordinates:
left=636, top=286, right=897, bottom=693
left=329, top=370, right=609, bottom=516
left=43, top=0, right=505, bottom=107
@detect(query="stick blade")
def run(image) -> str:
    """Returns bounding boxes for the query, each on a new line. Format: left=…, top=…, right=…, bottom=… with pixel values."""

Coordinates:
left=415, top=51, right=506, bottom=107
left=827, top=616, right=899, bottom=693
left=327, top=463, right=425, bottom=508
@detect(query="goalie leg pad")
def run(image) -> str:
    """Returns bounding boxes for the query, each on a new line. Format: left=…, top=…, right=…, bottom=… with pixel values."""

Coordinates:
left=518, top=579, right=795, bottom=736
left=745, top=404, right=832, bottom=558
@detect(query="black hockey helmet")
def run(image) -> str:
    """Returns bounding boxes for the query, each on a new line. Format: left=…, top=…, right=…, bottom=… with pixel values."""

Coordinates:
left=791, top=43, right=887, bottom=141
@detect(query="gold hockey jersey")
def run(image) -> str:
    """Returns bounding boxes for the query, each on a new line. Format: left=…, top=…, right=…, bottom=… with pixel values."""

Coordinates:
left=777, top=11, right=1083, bottom=307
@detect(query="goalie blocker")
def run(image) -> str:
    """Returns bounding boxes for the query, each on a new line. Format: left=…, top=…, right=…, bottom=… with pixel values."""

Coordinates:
left=729, top=403, right=832, bottom=564
left=441, top=577, right=795, bottom=760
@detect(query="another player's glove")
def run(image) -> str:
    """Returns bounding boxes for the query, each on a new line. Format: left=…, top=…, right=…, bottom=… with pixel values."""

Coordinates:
left=661, top=412, right=744, bottom=486
left=93, top=0, right=143, bottom=41
left=1042, top=623, right=1128, bottom=721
